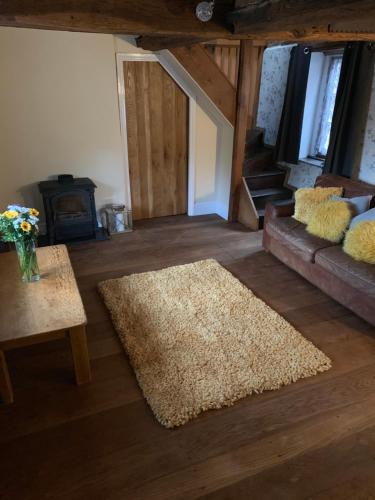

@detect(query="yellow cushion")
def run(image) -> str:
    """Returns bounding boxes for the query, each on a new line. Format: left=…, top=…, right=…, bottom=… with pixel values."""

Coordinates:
left=294, top=186, right=343, bottom=224
left=307, top=200, right=355, bottom=243
left=343, top=221, right=375, bottom=264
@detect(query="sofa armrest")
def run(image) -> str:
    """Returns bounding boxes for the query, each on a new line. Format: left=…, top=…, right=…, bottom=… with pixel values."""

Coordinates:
left=264, top=200, right=295, bottom=228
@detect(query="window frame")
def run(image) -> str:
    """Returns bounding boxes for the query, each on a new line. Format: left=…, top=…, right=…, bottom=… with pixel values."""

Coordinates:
left=308, top=49, right=343, bottom=160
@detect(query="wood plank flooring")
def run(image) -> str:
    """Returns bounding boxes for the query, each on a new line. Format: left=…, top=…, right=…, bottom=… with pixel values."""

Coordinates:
left=1, top=215, right=375, bottom=500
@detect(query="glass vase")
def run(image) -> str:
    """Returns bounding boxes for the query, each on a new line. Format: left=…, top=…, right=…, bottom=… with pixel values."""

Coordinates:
left=15, top=238, right=40, bottom=283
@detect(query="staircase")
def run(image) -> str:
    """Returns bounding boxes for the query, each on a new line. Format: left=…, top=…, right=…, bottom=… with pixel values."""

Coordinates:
left=242, top=128, right=294, bottom=229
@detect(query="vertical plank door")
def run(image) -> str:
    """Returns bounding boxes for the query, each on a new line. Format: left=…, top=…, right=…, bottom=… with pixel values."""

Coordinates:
left=124, top=61, right=188, bottom=220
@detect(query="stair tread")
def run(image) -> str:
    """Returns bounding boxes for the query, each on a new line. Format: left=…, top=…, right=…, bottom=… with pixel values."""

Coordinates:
left=246, top=169, right=285, bottom=179
left=245, top=150, right=273, bottom=161
left=251, top=187, right=292, bottom=198
left=272, top=198, right=294, bottom=205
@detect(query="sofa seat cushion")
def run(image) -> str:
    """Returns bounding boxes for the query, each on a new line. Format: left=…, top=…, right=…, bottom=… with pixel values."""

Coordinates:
left=267, top=217, right=337, bottom=263
left=315, top=246, right=375, bottom=294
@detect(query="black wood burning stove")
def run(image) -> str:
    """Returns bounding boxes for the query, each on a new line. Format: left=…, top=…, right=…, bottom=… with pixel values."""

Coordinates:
left=39, top=175, right=106, bottom=244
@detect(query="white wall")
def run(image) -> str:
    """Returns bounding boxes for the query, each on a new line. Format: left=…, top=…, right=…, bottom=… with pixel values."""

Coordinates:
left=0, top=28, right=128, bottom=232
left=194, top=106, right=218, bottom=213
left=0, top=28, right=229, bottom=231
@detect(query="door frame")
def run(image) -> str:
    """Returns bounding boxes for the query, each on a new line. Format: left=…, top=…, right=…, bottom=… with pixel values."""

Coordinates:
left=116, top=53, right=196, bottom=216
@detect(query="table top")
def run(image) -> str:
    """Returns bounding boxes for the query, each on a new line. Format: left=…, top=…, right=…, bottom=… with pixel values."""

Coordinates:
left=0, top=245, right=86, bottom=347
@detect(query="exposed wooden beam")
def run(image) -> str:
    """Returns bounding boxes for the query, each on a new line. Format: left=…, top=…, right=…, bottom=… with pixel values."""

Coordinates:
left=203, top=39, right=241, bottom=47
left=137, top=36, right=209, bottom=51
left=0, top=0, right=234, bottom=37
left=140, top=29, right=375, bottom=50
left=229, top=0, right=375, bottom=40
left=170, top=44, right=237, bottom=126
left=2, top=0, right=374, bottom=43
left=229, top=41, right=265, bottom=221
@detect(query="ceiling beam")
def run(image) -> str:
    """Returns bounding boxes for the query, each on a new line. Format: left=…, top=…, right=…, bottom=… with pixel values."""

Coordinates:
left=0, top=0, right=234, bottom=37
left=229, top=0, right=375, bottom=40
left=137, top=36, right=209, bottom=51
left=1, top=0, right=375, bottom=45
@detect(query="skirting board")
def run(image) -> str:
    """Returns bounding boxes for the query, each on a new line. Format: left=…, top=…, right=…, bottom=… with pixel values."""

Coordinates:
left=193, top=201, right=228, bottom=220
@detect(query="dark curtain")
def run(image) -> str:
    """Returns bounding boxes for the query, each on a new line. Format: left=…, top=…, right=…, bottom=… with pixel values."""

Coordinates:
left=324, top=42, right=375, bottom=177
left=275, top=45, right=311, bottom=164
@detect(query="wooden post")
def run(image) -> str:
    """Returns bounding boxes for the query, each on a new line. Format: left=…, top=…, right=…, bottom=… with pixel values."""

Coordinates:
left=0, top=350, right=13, bottom=404
left=229, top=41, right=265, bottom=221
left=69, top=325, right=92, bottom=385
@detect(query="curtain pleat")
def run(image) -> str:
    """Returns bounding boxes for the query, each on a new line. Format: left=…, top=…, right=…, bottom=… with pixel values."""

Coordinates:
left=324, top=42, right=375, bottom=178
left=275, top=45, right=311, bottom=165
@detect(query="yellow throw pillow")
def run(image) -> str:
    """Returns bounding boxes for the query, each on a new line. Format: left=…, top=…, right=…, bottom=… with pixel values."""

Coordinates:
left=307, top=200, right=355, bottom=243
left=294, top=186, right=343, bottom=224
left=343, top=221, right=375, bottom=264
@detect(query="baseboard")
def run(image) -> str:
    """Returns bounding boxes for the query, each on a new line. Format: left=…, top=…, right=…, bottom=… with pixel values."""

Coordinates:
left=192, top=201, right=218, bottom=216
left=215, top=202, right=229, bottom=220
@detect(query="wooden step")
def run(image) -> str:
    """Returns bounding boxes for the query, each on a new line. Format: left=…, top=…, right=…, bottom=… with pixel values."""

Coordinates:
left=245, top=169, right=286, bottom=190
left=243, top=149, right=274, bottom=176
left=250, top=187, right=293, bottom=210
left=245, top=127, right=265, bottom=158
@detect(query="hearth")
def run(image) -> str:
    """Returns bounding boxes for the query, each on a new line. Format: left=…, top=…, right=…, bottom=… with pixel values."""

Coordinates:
left=39, top=175, right=106, bottom=244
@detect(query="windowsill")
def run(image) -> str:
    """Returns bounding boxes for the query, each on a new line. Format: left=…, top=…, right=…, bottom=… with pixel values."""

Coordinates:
left=299, top=157, right=325, bottom=168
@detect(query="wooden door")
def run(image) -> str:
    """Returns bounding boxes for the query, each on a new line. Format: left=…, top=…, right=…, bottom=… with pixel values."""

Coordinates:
left=124, top=61, right=188, bottom=220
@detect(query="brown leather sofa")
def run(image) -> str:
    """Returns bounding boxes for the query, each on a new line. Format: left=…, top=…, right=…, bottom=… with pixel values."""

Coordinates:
left=263, top=174, right=375, bottom=327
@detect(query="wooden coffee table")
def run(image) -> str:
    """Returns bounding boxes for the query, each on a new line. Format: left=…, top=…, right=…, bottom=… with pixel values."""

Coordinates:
left=0, top=244, right=91, bottom=403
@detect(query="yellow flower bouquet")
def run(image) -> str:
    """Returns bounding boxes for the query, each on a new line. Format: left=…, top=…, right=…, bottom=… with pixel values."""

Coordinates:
left=0, top=205, right=40, bottom=282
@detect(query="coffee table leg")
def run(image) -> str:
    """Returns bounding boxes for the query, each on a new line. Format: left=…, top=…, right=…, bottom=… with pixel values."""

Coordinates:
left=68, top=325, right=91, bottom=385
left=0, top=350, right=14, bottom=404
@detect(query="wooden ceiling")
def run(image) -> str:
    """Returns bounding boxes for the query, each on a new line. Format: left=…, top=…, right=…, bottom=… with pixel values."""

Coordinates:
left=0, top=0, right=375, bottom=49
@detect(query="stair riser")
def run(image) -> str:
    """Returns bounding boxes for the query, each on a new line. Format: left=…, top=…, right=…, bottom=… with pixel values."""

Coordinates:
left=245, top=128, right=264, bottom=157
left=253, top=192, right=292, bottom=210
left=243, top=155, right=274, bottom=175
left=246, top=173, right=286, bottom=190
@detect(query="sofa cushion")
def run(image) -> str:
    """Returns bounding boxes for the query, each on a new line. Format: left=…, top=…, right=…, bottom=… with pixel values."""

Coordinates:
left=315, top=246, right=375, bottom=293
left=293, top=186, right=343, bottom=224
left=350, top=207, right=375, bottom=229
left=306, top=199, right=354, bottom=243
left=266, top=217, right=337, bottom=263
left=344, top=221, right=375, bottom=264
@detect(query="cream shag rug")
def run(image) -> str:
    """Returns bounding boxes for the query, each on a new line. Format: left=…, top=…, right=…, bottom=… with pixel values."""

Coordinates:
left=98, top=259, right=331, bottom=428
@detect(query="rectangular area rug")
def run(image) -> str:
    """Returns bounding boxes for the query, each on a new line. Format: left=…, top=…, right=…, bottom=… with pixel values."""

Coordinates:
left=98, top=259, right=331, bottom=428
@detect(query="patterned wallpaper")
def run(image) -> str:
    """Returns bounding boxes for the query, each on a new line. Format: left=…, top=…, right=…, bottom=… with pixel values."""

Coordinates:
left=359, top=68, right=375, bottom=185
left=256, top=45, right=294, bottom=146
left=279, top=161, right=322, bottom=189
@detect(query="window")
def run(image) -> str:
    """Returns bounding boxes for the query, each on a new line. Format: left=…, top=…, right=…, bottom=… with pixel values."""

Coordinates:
left=299, top=50, right=343, bottom=164
left=312, top=55, right=343, bottom=158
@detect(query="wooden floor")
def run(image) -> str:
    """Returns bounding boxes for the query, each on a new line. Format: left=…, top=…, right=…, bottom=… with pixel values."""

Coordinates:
left=1, top=215, right=375, bottom=500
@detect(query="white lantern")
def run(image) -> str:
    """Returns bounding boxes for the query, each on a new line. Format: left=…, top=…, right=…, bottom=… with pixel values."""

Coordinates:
left=102, top=204, right=133, bottom=235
